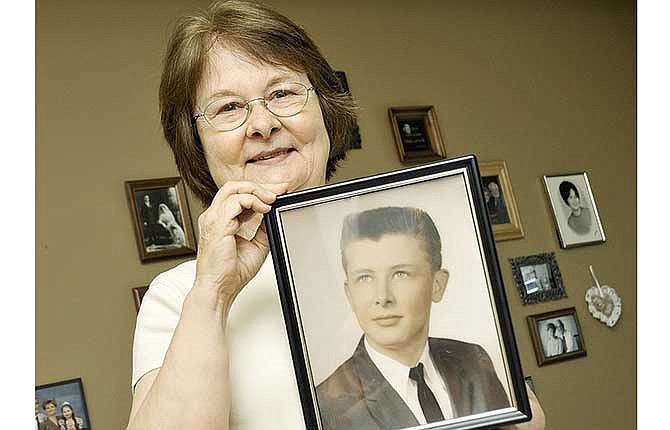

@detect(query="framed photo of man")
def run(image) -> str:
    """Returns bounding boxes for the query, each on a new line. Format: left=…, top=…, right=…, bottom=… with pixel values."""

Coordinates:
left=125, top=177, right=197, bottom=262
left=543, top=172, right=606, bottom=248
left=266, top=156, right=531, bottom=430
left=35, top=378, right=91, bottom=430
left=508, top=252, right=567, bottom=305
left=478, top=160, right=524, bottom=241
left=388, top=106, right=446, bottom=163
left=527, top=307, right=587, bottom=366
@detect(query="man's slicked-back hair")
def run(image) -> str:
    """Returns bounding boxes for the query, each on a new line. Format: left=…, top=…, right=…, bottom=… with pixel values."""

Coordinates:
left=159, top=0, right=357, bottom=206
left=340, top=207, right=443, bottom=272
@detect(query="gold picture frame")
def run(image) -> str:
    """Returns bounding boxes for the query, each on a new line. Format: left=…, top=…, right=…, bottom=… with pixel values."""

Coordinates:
left=479, top=160, right=524, bottom=241
left=388, top=105, right=446, bottom=163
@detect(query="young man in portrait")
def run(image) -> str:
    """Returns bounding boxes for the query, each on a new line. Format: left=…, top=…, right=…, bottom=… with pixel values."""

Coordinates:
left=316, top=206, right=510, bottom=430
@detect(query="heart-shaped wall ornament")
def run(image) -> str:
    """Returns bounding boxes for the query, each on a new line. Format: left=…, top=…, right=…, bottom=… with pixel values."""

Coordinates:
left=585, top=266, right=622, bottom=327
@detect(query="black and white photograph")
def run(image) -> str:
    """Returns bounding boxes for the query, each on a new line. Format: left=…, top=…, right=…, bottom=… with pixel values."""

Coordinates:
left=125, top=177, right=197, bottom=262
left=388, top=106, right=446, bottom=163
left=266, top=156, right=531, bottom=430
left=35, top=378, right=91, bottom=430
left=478, top=161, right=524, bottom=241
left=543, top=172, right=606, bottom=248
left=509, top=253, right=567, bottom=305
left=527, top=308, right=587, bottom=366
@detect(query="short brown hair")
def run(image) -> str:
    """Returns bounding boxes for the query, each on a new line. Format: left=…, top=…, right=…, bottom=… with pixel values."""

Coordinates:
left=340, top=207, right=443, bottom=272
left=159, top=0, right=357, bottom=206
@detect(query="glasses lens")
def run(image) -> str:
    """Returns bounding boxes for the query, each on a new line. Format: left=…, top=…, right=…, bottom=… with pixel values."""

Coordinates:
left=204, top=97, right=248, bottom=131
left=265, top=83, right=309, bottom=117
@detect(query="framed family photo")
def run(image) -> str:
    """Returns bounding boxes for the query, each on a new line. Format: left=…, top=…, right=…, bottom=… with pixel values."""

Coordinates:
left=478, top=160, right=524, bottom=241
left=543, top=172, right=605, bottom=248
left=388, top=106, right=446, bottom=163
left=35, top=378, right=91, bottom=430
left=527, top=307, right=587, bottom=366
left=509, top=252, right=567, bottom=305
left=266, top=156, right=531, bottom=430
left=125, top=177, right=197, bottom=262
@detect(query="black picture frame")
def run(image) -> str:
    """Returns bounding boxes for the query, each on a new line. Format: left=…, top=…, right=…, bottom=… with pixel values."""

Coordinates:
left=527, top=307, right=587, bottom=366
left=266, top=155, right=531, bottom=430
left=35, top=378, right=92, bottom=430
left=508, top=252, right=567, bottom=305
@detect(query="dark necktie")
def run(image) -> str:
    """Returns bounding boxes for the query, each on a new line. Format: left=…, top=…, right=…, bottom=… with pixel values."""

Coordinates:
left=409, top=362, right=445, bottom=423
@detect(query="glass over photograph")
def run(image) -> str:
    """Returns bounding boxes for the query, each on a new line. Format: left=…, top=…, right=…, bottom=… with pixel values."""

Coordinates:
left=543, top=173, right=605, bottom=248
left=268, top=158, right=530, bottom=430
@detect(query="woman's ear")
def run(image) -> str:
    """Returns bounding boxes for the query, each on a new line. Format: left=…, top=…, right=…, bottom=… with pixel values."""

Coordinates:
left=431, top=269, right=449, bottom=302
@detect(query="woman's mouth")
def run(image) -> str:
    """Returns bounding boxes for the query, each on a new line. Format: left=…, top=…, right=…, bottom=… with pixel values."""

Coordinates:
left=248, top=148, right=296, bottom=165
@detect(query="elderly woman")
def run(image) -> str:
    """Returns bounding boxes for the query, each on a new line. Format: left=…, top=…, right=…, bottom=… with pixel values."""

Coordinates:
left=127, top=2, right=545, bottom=430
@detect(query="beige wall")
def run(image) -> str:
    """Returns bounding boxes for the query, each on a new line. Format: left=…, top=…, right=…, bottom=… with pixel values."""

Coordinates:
left=36, top=1, right=636, bottom=429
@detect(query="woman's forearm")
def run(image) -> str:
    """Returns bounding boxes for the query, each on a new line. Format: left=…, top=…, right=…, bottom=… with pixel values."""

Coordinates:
left=127, top=285, right=232, bottom=430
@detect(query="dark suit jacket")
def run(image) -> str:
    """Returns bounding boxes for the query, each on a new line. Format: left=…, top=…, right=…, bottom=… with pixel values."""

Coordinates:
left=316, top=337, right=509, bottom=430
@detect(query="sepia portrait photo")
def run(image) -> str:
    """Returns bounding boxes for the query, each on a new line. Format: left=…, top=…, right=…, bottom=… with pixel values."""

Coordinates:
left=267, top=157, right=530, bottom=430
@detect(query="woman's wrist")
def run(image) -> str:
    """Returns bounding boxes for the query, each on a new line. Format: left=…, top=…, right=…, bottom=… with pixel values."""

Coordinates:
left=185, top=281, right=235, bottom=324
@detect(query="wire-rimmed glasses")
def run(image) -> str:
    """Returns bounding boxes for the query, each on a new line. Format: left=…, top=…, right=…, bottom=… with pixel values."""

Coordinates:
left=193, top=82, right=315, bottom=132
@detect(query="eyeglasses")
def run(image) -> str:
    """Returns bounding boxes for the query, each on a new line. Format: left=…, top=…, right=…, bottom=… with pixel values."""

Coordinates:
left=193, top=82, right=315, bottom=132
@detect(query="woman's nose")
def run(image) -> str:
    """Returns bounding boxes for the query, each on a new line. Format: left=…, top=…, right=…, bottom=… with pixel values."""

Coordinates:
left=245, top=100, right=282, bottom=139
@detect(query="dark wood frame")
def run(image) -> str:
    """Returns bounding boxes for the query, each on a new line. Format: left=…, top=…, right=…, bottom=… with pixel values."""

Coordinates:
left=132, top=286, right=149, bottom=313
left=479, top=160, right=525, bottom=241
left=35, top=378, right=92, bottom=430
left=125, top=177, right=197, bottom=262
left=388, top=105, right=446, bottom=163
left=527, top=307, right=587, bottom=366
left=265, top=155, right=531, bottom=430
left=508, top=252, right=567, bottom=305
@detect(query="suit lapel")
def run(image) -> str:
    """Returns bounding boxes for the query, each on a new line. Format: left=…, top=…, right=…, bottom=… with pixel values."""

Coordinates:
left=351, top=338, right=419, bottom=430
left=429, top=338, right=471, bottom=417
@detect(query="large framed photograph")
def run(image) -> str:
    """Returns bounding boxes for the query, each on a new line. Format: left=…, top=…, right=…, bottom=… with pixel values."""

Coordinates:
left=478, top=160, right=524, bottom=241
left=508, top=252, right=567, bottom=305
left=35, top=378, right=91, bottom=430
left=388, top=106, right=446, bottom=163
left=543, top=172, right=605, bottom=248
left=527, top=307, right=587, bottom=366
left=266, top=156, right=531, bottom=430
left=125, top=177, right=197, bottom=262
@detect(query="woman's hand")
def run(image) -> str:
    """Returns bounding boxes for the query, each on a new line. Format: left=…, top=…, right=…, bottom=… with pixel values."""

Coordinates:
left=499, top=383, right=546, bottom=430
left=193, top=181, right=288, bottom=312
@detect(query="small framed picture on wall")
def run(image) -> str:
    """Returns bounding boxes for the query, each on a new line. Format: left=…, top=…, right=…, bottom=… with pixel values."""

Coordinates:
left=36, top=378, right=91, bottom=430
left=527, top=307, right=587, bottom=366
left=125, top=177, right=198, bottom=262
left=509, top=252, right=567, bottom=305
left=479, top=160, right=524, bottom=241
left=543, top=172, right=605, bottom=248
left=388, top=105, right=446, bottom=163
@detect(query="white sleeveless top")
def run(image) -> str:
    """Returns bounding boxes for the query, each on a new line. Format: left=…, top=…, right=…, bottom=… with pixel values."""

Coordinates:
left=131, top=257, right=305, bottom=429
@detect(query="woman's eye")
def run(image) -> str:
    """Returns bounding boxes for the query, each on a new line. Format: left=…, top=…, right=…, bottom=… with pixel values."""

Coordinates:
left=218, top=102, right=244, bottom=113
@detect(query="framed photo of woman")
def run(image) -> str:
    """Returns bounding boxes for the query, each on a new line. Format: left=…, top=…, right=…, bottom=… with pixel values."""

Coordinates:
left=543, top=172, right=605, bottom=248
left=35, top=378, right=91, bottom=430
